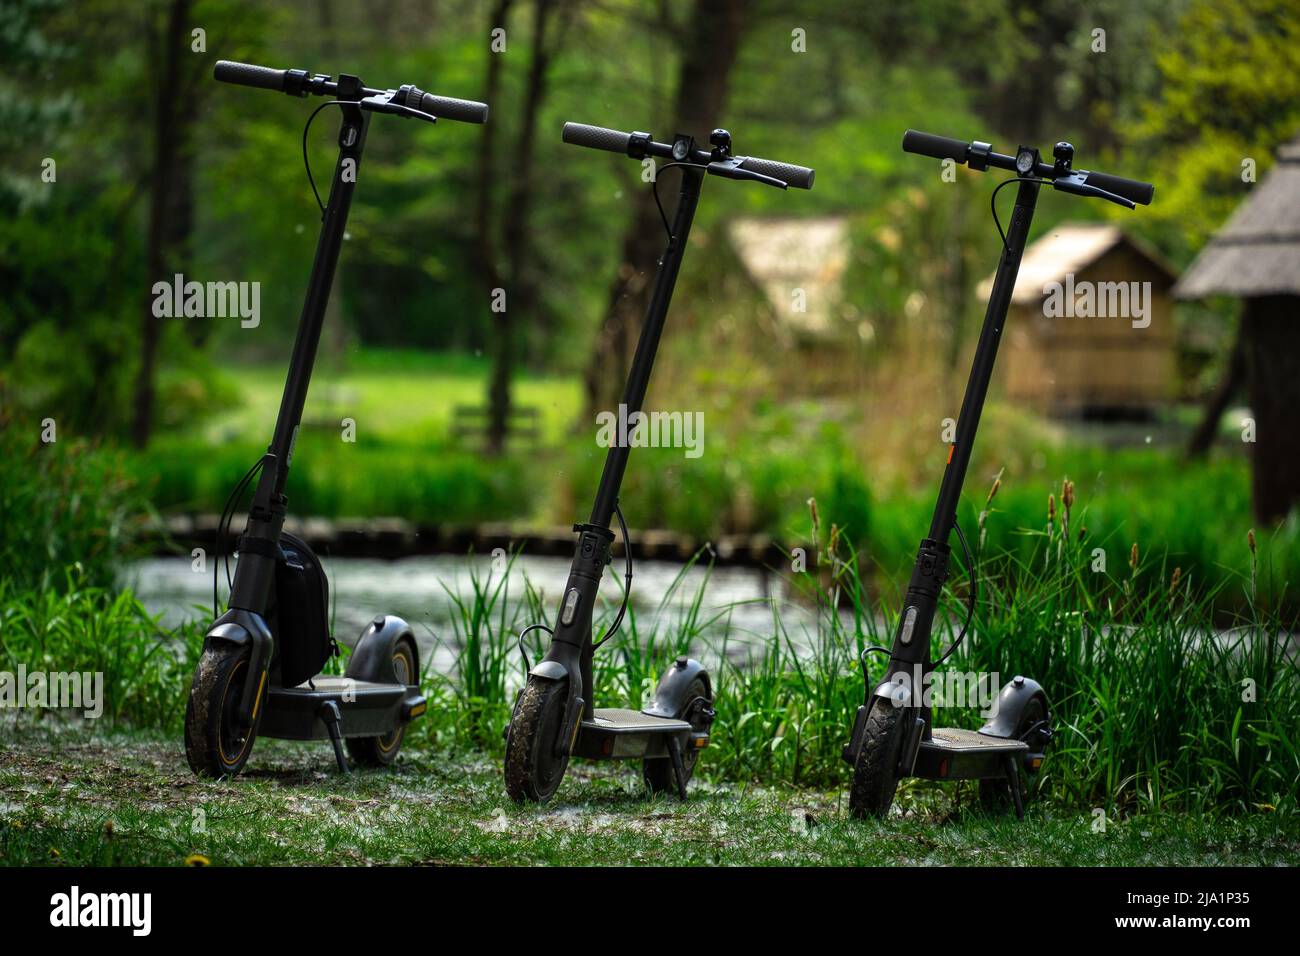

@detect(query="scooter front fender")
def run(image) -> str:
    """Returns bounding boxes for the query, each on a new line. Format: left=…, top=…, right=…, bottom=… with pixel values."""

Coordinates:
left=527, top=643, right=584, bottom=759
left=528, top=660, right=568, bottom=682
left=203, top=608, right=273, bottom=726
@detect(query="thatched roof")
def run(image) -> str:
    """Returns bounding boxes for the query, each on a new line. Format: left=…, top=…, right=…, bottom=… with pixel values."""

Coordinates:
left=728, top=216, right=848, bottom=334
left=978, top=223, right=1176, bottom=302
left=1174, top=135, right=1300, bottom=299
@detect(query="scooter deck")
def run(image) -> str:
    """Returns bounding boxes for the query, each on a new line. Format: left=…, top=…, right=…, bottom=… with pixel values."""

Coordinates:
left=573, top=707, right=693, bottom=760
left=261, top=676, right=424, bottom=741
left=912, top=727, right=1028, bottom=781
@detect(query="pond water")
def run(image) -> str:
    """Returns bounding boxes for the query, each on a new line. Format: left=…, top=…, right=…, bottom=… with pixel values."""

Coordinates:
left=121, top=554, right=825, bottom=674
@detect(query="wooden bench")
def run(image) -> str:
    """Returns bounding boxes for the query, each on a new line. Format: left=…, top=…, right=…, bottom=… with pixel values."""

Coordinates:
left=450, top=404, right=542, bottom=450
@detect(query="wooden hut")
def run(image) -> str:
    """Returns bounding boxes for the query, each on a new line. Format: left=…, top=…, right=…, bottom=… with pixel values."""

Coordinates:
left=728, top=215, right=849, bottom=337
left=1175, top=134, right=1300, bottom=522
left=979, top=223, right=1179, bottom=416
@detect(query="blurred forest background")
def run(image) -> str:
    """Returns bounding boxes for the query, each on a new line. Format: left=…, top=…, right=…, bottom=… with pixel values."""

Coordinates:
left=2, top=0, right=1298, bottom=609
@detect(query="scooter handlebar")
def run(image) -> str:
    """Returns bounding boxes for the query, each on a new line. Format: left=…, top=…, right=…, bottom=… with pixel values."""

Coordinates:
left=562, top=121, right=814, bottom=188
left=215, top=60, right=489, bottom=124
left=903, top=128, right=1154, bottom=206
left=1080, top=168, right=1154, bottom=206
left=214, top=59, right=291, bottom=93
left=562, top=121, right=633, bottom=154
left=902, top=129, right=970, bottom=163
left=738, top=154, right=814, bottom=190
left=404, top=86, right=489, bottom=125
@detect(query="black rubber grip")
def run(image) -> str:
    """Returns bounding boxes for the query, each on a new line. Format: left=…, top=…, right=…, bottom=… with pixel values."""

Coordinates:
left=213, top=59, right=287, bottom=92
left=1082, top=169, right=1154, bottom=206
left=739, top=155, right=815, bottom=190
left=562, top=122, right=633, bottom=154
left=411, top=88, right=489, bottom=124
left=902, top=129, right=970, bottom=163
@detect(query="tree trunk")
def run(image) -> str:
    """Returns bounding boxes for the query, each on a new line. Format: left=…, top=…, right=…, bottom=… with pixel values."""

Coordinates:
left=1185, top=317, right=1245, bottom=459
left=486, top=0, right=568, bottom=455
left=581, top=0, right=749, bottom=418
left=1241, top=296, right=1300, bottom=522
left=131, top=0, right=192, bottom=448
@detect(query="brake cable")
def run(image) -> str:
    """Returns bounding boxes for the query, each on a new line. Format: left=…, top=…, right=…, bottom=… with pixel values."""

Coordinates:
left=515, top=502, right=634, bottom=673
left=592, top=500, right=633, bottom=650
left=990, top=176, right=1046, bottom=251
left=212, top=454, right=267, bottom=618
left=934, top=518, right=977, bottom=666
left=651, top=161, right=708, bottom=240
left=301, top=100, right=355, bottom=217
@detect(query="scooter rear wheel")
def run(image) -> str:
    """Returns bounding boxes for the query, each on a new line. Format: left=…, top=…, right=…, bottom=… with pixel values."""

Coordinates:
left=643, top=677, right=710, bottom=796
left=184, top=643, right=266, bottom=778
left=346, top=637, right=418, bottom=768
left=504, top=677, right=570, bottom=803
left=978, top=695, right=1049, bottom=813
left=848, top=705, right=905, bottom=819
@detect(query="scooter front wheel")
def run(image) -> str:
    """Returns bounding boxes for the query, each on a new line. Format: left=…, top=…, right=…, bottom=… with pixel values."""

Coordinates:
left=503, top=676, right=571, bottom=803
left=184, top=643, right=266, bottom=778
left=848, top=705, right=905, bottom=819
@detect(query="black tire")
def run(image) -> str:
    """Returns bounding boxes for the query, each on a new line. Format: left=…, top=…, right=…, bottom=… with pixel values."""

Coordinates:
left=184, top=643, right=266, bottom=778
left=504, top=676, right=571, bottom=803
left=978, top=696, right=1048, bottom=814
left=345, top=637, right=418, bottom=768
left=848, top=704, right=905, bottom=819
left=643, top=677, right=710, bottom=796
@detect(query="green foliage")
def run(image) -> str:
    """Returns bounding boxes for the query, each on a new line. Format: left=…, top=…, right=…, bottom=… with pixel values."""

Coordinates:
left=0, top=429, right=147, bottom=592
left=1129, top=0, right=1300, bottom=255
left=0, top=566, right=203, bottom=730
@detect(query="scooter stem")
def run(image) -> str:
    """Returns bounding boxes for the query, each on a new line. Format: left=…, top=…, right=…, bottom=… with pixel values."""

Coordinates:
left=928, top=177, right=1040, bottom=544
left=542, top=165, right=705, bottom=722
left=588, top=165, right=704, bottom=528
left=884, top=177, right=1041, bottom=682
left=228, top=101, right=370, bottom=615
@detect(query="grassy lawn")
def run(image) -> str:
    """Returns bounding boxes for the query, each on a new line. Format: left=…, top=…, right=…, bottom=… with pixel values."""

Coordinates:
left=200, top=348, right=583, bottom=447
left=3, top=725, right=1296, bottom=867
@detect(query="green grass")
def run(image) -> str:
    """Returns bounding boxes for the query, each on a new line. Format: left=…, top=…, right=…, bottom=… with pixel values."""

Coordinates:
left=2, top=727, right=1295, bottom=867
left=190, top=347, right=582, bottom=449
left=4, top=509, right=1297, bottom=820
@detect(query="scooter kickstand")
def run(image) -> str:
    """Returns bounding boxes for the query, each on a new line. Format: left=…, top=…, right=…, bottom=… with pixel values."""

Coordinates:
left=666, top=736, right=689, bottom=801
left=319, top=700, right=350, bottom=773
left=1002, top=754, right=1024, bottom=820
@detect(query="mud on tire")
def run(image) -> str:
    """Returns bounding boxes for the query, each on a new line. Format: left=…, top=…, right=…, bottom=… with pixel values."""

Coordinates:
left=184, top=644, right=266, bottom=778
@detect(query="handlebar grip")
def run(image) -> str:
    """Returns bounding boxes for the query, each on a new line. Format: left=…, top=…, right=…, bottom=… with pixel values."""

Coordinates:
left=562, top=122, right=633, bottom=154
left=739, top=155, right=815, bottom=190
left=213, top=60, right=288, bottom=92
left=902, top=129, right=970, bottom=163
left=409, top=87, right=489, bottom=124
left=1081, top=169, right=1154, bottom=206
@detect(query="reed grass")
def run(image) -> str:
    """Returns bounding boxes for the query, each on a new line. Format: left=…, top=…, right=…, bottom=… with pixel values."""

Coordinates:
left=2, top=476, right=1294, bottom=816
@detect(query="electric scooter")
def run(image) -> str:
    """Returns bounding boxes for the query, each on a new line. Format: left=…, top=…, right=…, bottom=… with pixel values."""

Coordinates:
left=183, top=60, right=487, bottom=777
left=843, top=130, right=1154, bottom=818
left=503, top=122, right=815, bottom=802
